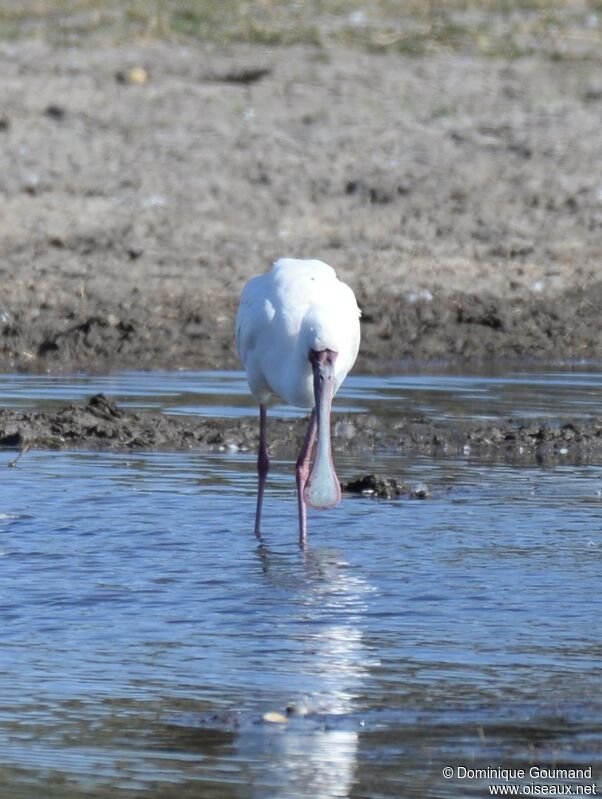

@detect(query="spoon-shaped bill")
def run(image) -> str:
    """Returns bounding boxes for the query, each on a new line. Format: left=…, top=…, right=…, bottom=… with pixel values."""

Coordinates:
left=304, top=349, right=341, bottom=510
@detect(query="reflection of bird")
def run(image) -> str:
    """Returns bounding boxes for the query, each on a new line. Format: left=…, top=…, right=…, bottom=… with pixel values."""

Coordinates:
left=236, top=258, right=361, bottom=543
left=234, top=546, right=372, bottom=799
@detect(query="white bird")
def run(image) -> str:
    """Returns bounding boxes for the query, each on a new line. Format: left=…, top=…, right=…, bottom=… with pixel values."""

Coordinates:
left=235, top=258, right=361, bottom=543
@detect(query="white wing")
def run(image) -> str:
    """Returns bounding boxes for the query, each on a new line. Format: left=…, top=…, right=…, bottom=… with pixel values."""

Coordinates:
left=235, top=275, right=274, bottom=366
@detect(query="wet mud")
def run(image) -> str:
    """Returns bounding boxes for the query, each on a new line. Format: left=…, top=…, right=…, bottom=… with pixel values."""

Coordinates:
left=2, top=394, right=602, bottom=466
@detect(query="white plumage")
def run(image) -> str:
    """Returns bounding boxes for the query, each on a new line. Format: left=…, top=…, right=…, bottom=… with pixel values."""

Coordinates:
left=236, top=258, right=361, bottom=543
left=236, top=258, right=360, bottom=408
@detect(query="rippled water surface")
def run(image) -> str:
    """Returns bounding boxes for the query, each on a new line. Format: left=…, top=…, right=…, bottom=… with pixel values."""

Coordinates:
left=2, top=362, right=602, bottom=420
left=1, top=369, right=602, bottom=797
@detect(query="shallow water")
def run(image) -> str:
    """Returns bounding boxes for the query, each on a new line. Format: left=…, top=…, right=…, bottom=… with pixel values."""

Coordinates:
left=1, top=369, right=602, bottom=797
left=2, top=362, right=602, bottom=421
left=2, top=449, right=602, bottom=797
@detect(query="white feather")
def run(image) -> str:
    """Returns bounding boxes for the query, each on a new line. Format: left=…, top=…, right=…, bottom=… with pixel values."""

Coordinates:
left=236, top=258, right=361, bottom=408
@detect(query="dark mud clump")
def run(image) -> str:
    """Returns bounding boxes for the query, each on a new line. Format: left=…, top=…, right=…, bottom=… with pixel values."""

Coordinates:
left=344, top=474, right=410, bottom=498
left=0, top=394, right=255, bottom=452
left=344, top=474, right=431, bottom=499
left=2, top=395, right=602, bottom=466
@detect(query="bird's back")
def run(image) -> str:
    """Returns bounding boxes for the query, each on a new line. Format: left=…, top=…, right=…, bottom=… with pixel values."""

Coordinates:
left=236, top=259, right=360, bottom=407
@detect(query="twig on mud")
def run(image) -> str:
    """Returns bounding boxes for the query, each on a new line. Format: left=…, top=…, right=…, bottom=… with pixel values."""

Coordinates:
left=7, top=444, right=30, bottom=468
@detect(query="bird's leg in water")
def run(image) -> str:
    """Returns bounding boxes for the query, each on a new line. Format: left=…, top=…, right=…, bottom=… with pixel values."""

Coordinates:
left=254, top=404, right=269, bottom=538
left=296, top=409, right=317, bottom=545
left=304, top=349, right=341, bottom=511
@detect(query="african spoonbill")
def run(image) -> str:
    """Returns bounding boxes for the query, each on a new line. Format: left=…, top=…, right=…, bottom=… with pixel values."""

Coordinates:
left=235, top=258, right=361, bottom=543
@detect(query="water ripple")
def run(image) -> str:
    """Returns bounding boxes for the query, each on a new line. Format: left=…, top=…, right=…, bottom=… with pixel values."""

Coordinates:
left=0, top=447, right=601, bottom=795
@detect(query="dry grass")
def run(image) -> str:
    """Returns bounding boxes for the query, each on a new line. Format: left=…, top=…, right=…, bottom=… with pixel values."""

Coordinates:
left=0, top=0, right=601, bottom=58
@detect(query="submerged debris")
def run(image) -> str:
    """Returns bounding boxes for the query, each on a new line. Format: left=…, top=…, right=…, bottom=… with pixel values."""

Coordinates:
left=345, top=474, right=401, bottom=498
left=409, top=482, right=431, bottom=499
left=344, top=474, right=409, bottom=499
left=344, top=475, right=432, bottom=499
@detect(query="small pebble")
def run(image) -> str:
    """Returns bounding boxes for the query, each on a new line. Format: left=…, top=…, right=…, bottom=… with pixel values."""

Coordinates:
left=406, top=289, right=433, bottom=303
left=141, top=194, right=167, bottom=209
left=116, top=67, right=149, bottom=85
left=263, top=711, right=289, bottom=724
left=410, top=482, right=431, bottom=499
left=44, top=104, right=66, bottom=120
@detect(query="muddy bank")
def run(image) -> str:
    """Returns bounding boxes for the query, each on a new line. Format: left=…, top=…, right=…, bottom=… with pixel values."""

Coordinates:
left=2, top=394, right=602, bottom=466
left=3, top=285, right=602, bottom=375
left=1, top=40, right=602, bottom=373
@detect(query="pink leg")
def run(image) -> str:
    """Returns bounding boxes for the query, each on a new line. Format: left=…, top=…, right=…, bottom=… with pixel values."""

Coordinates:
left=295, top=410, right=317, bottom=546
left=254, top=404, right=269, bottom=539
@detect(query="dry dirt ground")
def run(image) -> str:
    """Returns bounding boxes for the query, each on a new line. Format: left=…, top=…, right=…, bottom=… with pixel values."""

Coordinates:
left=1, top=32, right=602, bottom=376
left=2, top=14, right=602, bottom=456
